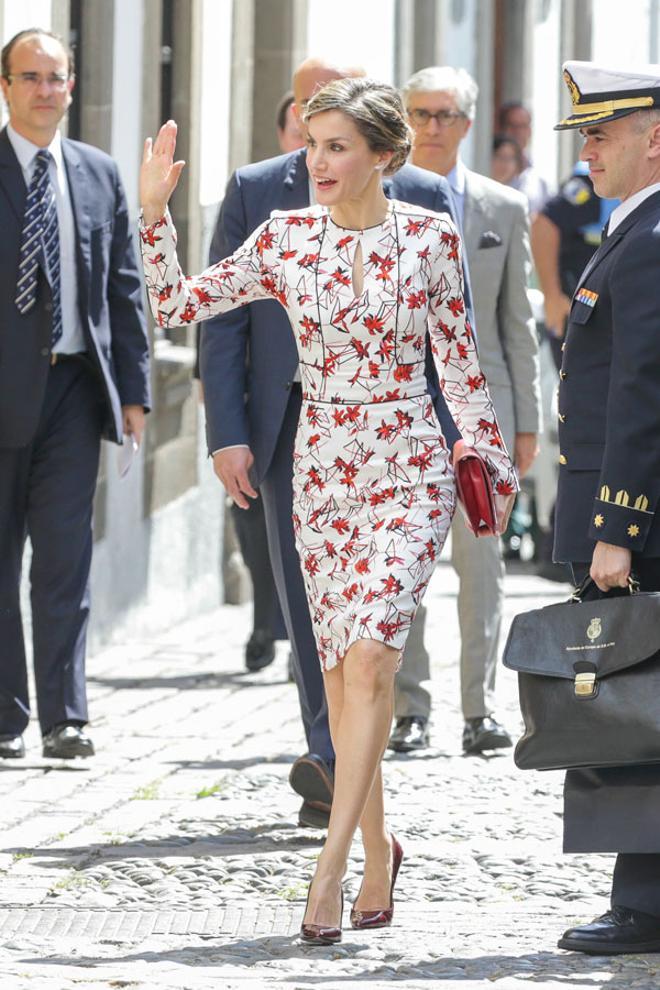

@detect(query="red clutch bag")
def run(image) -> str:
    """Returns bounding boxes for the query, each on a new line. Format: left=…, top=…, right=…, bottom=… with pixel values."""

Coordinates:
left=453, top=441, right=497, bottom=538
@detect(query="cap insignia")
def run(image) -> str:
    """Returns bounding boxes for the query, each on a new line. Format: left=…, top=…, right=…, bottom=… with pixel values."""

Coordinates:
left=563, top=68, right=582, bottom=106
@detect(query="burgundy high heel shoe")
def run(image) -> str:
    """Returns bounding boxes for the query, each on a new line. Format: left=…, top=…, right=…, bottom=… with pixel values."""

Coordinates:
left=350, top=834, right=404, bottom=930
left=300, top=883, right=344, bottom=945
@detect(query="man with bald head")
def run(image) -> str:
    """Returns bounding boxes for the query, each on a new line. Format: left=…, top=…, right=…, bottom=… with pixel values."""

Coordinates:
left=200, top=57, right=463, bottom=827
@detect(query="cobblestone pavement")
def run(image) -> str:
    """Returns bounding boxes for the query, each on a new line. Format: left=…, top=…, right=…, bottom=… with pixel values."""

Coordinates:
left=0, top=561, right=658, bottom=989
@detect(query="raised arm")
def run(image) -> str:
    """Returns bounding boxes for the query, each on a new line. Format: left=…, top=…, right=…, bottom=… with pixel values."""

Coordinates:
left=139, top=121, right=286, bottom=329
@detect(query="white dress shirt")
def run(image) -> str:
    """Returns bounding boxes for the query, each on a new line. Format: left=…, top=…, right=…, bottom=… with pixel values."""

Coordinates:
left=8, top=123, right=85, bottom=354
left=607, top=181, right=660, bottom=234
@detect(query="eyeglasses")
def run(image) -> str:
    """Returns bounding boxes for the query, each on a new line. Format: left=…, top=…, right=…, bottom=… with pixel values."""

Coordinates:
left=408, top=108, right=467, bottom=128
left=6, top=72, right=70, bottom=91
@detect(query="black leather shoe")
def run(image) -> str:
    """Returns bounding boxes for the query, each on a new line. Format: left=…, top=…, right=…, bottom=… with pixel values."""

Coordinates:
left=462, top=716, right=512, bottom=754
left=558, top=906, right=660, bottom=954
left=42, top=723, right=94, bottom=759
left=298, top=800, right=330, bottom=829
left=289, top=753, right=333, bottom=808
left=0, top=734, right=25, bottom=759
left=388, top=716, right=430, bottom=753
left=245, top=629, right=276, bottom=672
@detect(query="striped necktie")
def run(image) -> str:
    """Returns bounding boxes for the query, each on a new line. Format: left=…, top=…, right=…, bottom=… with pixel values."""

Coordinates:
left=15, top=149, right=63, bottom=346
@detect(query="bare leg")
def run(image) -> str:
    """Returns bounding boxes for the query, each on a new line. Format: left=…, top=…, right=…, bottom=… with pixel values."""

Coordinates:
left=354, top=767, right=395, bottom=910
left=302, top=639, right=399, bottom=927
left=324, top=666, right=393, bottom=903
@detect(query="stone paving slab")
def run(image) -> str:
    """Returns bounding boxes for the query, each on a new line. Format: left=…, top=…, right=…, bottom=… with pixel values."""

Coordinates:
left=1, top=563, right=659, bottom=989
left=0, top=901, right=609, bottom=939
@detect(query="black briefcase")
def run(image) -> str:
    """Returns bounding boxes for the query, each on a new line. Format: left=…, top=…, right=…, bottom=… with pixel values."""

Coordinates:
left=502, top=579, right=660, bottom=771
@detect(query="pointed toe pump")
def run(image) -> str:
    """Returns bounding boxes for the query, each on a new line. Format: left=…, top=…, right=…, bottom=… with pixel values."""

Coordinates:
left=350, top=834, right=404, bottom=930
left=300, top=885, right=344, bottom=945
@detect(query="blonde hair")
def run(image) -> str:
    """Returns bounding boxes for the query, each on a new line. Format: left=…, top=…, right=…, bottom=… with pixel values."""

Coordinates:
left=303, top=77, right=412, bottom=175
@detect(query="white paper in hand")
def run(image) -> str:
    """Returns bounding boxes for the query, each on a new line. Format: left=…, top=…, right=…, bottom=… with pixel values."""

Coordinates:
left=118, top=433, right=139, bottom=478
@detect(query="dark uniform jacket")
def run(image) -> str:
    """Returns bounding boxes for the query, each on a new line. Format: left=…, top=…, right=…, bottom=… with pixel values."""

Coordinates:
left=555, top=188, right=660, bottom=855
left=554, top=189, right=660, bottom=564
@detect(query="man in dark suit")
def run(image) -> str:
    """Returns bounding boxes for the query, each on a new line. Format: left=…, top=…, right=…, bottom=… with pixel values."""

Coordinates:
left=200, top=57, right=464, bottom=828
left=552, top=61, right=660, bottom=955
left=0, top=29, right=150, bottom=759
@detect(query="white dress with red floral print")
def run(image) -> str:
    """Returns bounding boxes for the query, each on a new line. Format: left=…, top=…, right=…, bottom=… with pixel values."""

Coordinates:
left=140, top=202, right=517, bottom=671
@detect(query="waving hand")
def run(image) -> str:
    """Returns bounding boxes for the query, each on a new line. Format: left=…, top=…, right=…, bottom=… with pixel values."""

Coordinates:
left=140, top=119, right=186, bottom=225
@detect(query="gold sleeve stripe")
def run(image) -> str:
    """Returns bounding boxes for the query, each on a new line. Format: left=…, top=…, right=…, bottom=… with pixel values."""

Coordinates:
left=598, top=489, right=650, bottom=511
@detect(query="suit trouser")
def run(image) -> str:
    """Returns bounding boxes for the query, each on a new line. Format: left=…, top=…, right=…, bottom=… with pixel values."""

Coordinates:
left=571, top=559, right=660, bottom=918
left=259, top=386, right=333, bottom=763
left=230, top=497, right=286, bottom=639
left=0, top=358, right=103, bottom=735
left=394, top=514, right=503, bottom=721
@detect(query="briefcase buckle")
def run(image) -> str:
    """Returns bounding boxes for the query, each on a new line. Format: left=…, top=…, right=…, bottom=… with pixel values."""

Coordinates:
left=574, top=671, right=597, bottom=697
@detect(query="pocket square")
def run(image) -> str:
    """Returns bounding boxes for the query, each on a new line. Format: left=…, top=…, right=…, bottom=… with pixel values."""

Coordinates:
left=478, top=230, right=502, bottom=249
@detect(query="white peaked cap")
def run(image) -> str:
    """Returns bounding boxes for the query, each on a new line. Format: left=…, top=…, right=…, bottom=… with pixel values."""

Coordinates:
left=556, top=60, right=660, bottom=130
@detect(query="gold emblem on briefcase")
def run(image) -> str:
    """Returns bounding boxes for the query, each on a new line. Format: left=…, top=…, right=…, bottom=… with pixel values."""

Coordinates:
left=587, top=618, right=602, bottom=642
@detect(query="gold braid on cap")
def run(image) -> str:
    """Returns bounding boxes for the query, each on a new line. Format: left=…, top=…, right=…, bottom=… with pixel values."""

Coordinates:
left=559, top=68, right=655, bottom=128
left=557, top=98, right=654, bottom=128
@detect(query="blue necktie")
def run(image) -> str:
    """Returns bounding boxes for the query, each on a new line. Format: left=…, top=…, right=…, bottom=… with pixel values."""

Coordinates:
left=15, top=149, right=62, bottom=346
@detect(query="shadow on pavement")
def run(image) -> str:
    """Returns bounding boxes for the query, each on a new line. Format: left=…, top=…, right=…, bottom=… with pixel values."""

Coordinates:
left=166, top=753, right=297, bottom=771
left=2, top=821, right=321, bottom=864
left=87, top=670, right=292, bottom=690
left=0, top=762, right=91, bottom=772
left=18, top=940, right=649, bottom=988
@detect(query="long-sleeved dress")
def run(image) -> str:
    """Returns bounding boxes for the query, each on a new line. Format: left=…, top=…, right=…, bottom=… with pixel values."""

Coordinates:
left=140, top=201, right=517, bottom=671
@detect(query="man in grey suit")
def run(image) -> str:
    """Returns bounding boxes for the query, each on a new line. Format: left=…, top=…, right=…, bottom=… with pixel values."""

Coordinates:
left=391, top=66, right=541, bottom=755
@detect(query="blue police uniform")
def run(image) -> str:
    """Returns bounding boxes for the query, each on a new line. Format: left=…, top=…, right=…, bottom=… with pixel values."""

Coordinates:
left=542, top=161, right=618, bottom=297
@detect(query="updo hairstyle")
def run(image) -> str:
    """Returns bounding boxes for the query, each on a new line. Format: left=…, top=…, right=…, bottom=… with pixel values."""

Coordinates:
left=303, top=77, right=412, bottom=176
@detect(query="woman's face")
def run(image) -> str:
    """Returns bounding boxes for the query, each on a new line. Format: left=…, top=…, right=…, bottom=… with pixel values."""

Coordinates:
left=306, top=109, right=389, bottom=205
left=491, top=143, right=520, bottom=184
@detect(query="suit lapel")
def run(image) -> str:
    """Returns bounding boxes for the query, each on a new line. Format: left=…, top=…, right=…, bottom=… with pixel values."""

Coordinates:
left=283, top=149, right=311, bottom=209
left=572, top=231, right=623, bottom=295
left=574, top=191, right=660, bottom=296
left=462, top=170, right=486, bottom=257
left=0, top=128, right=27, bottom=225
left=62, top=139, right=92, bottom=282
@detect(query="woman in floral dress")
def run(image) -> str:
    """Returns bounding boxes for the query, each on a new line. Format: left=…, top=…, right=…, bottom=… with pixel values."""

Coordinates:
left=139, top=78, right=517, bottom=943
